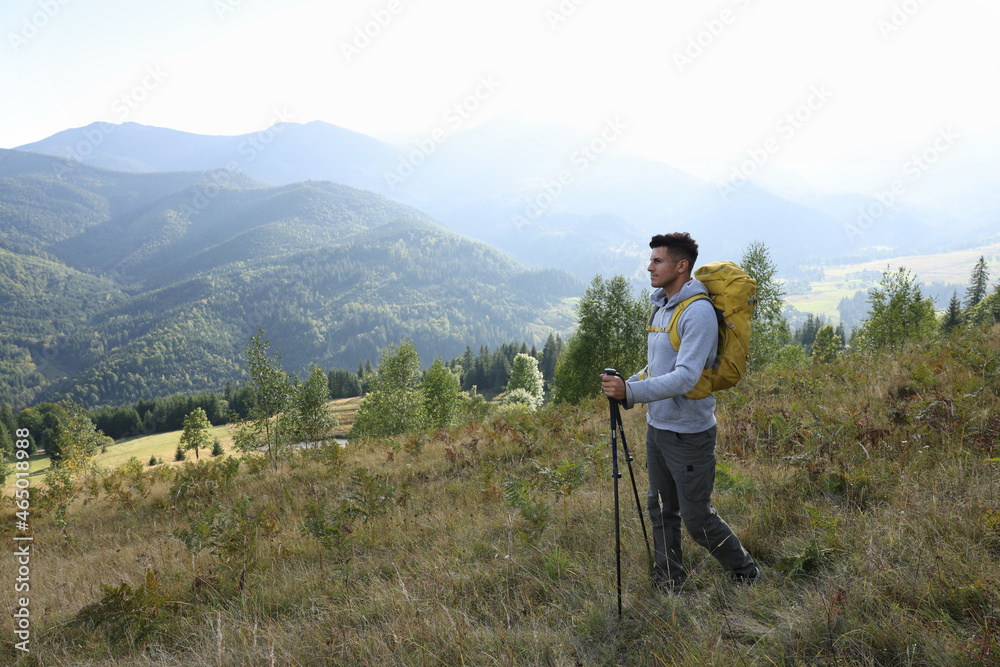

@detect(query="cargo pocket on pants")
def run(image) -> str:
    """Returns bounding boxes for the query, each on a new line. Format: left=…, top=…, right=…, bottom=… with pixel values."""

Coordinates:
left=683, top=462, right=715, bottom=504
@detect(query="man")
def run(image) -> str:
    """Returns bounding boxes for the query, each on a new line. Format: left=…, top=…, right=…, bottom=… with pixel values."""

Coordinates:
left=601, top=232, right=758, bottom=590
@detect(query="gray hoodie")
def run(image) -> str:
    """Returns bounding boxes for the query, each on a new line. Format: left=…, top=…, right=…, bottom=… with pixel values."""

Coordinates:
left=623, top=278, right=718, bottom=433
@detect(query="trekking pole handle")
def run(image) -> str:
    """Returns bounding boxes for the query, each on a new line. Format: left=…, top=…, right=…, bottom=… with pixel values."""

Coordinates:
left=603, top=368, right=625, bottom=408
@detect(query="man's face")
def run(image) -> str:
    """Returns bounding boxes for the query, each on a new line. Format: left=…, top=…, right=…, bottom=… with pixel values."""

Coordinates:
left=647, top=246, right=687, bottom=292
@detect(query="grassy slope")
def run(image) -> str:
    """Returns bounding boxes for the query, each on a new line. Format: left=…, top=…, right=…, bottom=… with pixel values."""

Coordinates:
left=2, top=326, right=999, bottom=665
left=785, top=241, right=1000, bottom=319
left=4, top=398, right=362, bottom=493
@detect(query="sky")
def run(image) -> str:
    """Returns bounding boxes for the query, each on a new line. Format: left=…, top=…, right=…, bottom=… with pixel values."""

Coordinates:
left=3, top=0, right=1000, bottom=192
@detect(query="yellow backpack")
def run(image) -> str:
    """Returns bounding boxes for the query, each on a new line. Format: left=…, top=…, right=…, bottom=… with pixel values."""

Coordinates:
left=647, top=261, right=757, bottom=399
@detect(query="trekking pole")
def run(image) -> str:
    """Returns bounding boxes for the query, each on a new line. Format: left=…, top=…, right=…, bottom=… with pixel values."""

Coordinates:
left=604, top=369, right=654, bottom=618
left=605, top=369, right=623, bottom=619
left=611, top=392, right=654, bottom=572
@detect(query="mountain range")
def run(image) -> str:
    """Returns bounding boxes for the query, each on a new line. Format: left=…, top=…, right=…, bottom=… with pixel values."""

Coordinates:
left=0, top=148, right=580, bottom=409
left=5, top=116, right=1000, bottom=409
left=17, top=116, right=1000, bottom=283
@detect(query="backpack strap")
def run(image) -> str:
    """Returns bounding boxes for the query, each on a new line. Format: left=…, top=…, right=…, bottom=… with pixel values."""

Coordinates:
left=647, top=295, right=711, bottom=351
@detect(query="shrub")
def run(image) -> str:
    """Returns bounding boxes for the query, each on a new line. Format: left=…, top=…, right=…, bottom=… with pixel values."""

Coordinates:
left=73, top=570, right=173, bottom=649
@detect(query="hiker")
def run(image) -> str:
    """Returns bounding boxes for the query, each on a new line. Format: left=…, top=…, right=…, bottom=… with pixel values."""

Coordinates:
left=600, top=232, right=758, bottom=590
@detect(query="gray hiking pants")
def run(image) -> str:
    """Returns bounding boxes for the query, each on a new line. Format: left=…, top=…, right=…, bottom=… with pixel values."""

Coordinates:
left=645, top=424, right=755, bottom=583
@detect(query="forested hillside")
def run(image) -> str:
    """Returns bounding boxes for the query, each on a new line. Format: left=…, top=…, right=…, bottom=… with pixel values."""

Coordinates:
left=0, top=149, right=581, bottom=409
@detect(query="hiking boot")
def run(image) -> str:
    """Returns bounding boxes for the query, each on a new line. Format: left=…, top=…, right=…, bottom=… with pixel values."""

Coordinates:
left=652, top=569, right=685, bottom=594
left=731, top=565, right=759, bottom=587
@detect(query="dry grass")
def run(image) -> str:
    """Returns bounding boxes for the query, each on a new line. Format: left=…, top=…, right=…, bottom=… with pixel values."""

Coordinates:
left=3, top=325, right=999, bottom=665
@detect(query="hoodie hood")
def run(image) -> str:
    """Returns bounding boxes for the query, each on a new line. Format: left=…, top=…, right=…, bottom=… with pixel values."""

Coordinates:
left=651, top=278, right=710, bottom=310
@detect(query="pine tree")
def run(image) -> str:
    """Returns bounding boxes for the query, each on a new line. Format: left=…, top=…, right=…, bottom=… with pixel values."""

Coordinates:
left=940, top=291, right=964, bottom=334
left=811, top=325, right=840, bottom=364
left=834, top=322, right=847, bottom=348
left=795, top=314, right=823, bottom=354
left=964, top=255, right=990, bottom=310
left=539, top=333, right=563, bottom=385
left=740, top=241, right=788, bottom=369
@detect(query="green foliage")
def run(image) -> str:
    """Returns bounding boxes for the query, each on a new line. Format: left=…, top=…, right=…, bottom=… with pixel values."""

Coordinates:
left=456, top=341, right=544, bottom=393
left=38, top=461, right=75, bottom=530
left=21, top=320, right=1000, bottom=665
left=73, top=570, right=173, bottom=649
left=503, top=475, right=551, bottom=543
left=740, top=240, right=789, bottom=370
left=502, top=388, right=541, bottom=411
left=540, top=459, right=588, bottom=528
left=0, top=157, right=581, bottom=409
left=232, top=329, right=293, bottom=470
left=92, top=390, right=230, bottom=441
left=811, top=324, right=840, bottom=364
left=553, top=275, right=649, bottom=404
left=965, top=255, right=990, bottom=309
left=538, top=333, right=563, bottom=387
left=941, top=291, right=964, bottom=334
left=0, top=422, right=13, bottom=459
left=299, top=501, right=356, bottom=563
left=966, top=282, right=1000, bottom=328
left=173, top=495, right=278, bottom=592
left=774, top=505, right=843, bottom=577
left=35, top=402, right=107, bottom=530
left=855, top=266, right=937, bottom=352
left=327, top=367, right=362, bottom=399
left=350, top=340, right=427, bottom=438
left=286, top=365, right=338, bottom=447
left=179, top=407, right=212, bottom=460
left=18, top=402, right=69, bottom=461
left=169, top=456, right=241, bottom=503
left=99, top=458, right=151, bottom=509
left=421, top=358, right=461, bottom=429
left=344, top=468, right=397, bottom=523
left=210, top=438, right=224, bottom=456
left=506, top=353, right=544, bottom=409
left=174, top=445, right=185, bottom=462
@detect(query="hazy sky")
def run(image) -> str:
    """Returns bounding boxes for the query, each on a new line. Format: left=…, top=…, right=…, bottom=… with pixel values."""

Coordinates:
left=3, top=0, right=999, bottom=190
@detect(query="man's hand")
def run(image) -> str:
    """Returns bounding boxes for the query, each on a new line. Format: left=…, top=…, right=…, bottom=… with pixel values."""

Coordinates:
left=601, top=373, right=626, bottom=401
